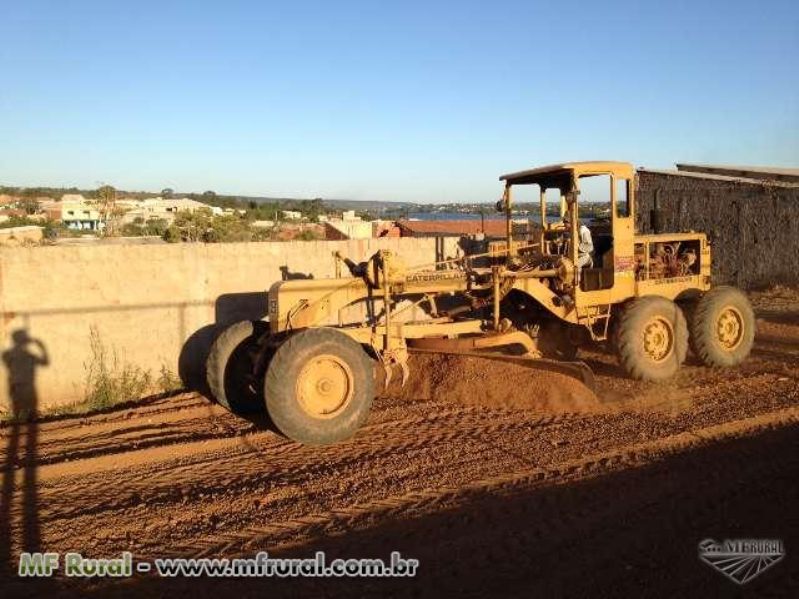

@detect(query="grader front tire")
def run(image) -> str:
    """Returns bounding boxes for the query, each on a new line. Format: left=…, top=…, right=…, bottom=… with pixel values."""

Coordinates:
left=688, top=286, right=755, bottom=368
left=615, top=297, right=688, bottom=381
left=264, top=328, right=374, bottom=445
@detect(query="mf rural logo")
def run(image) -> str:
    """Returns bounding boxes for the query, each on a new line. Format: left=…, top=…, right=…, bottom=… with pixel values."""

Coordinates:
left=698, top=538, right=784, bottom=585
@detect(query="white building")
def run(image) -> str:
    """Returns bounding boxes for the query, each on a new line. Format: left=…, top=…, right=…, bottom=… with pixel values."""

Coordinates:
left=323, top=213, right=373, bottom=240
left=117, top=197, right=214, bottom=224
left=45, top=199, right=103, bottom=231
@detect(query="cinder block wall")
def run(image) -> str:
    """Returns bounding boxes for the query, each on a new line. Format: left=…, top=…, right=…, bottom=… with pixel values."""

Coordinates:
left=636, top=172, right=799, bottom=289
left=0, top=237, right=459, bottom=411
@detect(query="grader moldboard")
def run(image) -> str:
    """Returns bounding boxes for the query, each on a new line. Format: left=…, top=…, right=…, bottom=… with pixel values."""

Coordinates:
left=207, top=161, right=754, bottom=445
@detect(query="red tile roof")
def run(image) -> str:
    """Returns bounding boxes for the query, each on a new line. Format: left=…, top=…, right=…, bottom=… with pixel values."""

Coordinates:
left=397, top=219, right=519, bottom=237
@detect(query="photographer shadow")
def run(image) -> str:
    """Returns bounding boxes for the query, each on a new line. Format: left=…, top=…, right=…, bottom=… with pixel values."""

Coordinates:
left=1, top=329, right=46, bottom=574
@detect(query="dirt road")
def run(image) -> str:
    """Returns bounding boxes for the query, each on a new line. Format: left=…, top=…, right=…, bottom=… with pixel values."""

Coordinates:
left=1, top=288, right=797, bottom=597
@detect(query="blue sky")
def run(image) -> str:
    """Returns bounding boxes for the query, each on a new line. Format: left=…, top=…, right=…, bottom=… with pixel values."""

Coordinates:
left=1, top=0, right=797, bottom=202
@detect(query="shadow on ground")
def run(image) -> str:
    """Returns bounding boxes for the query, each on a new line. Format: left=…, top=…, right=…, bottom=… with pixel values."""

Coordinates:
left=27, top=422, right=794, bottom=599
left=1, top=330, right=47, bottom=577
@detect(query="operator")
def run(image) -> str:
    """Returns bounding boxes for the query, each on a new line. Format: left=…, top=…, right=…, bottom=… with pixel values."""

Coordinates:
left=563, top=213, right=594, bottom=270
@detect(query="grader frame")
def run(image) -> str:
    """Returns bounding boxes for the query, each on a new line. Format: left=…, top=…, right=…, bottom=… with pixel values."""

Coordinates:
left=209, top=161, right=753, bottom=445
left=265, top=161, right=710, bottom=382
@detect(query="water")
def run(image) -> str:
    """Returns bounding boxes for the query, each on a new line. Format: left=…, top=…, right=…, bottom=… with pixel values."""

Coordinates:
left=408, top=212, right=547, bottom=223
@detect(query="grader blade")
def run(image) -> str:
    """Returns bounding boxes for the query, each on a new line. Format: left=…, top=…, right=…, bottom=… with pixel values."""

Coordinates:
left=406, top=346, right=596, bottom=391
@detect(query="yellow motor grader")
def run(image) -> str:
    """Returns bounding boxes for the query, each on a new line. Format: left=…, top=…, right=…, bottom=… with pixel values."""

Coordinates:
left=207, top=161, right=754, bottom=444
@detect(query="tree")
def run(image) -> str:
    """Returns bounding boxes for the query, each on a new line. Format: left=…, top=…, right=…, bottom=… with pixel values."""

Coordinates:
left=161, top=188, right=174, bottom=198
left=299, top=198, right=325, bottom=222
left=97, top=185, right=116, bottom=204
left=96, top=185, right=117, bottom=235
left=19, top=198, right=40, bottom=215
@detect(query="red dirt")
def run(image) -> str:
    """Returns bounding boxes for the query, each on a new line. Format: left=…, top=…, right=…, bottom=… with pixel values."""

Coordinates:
left=0, top=287, right=797, bottom=597
left=387, top=353, right=602, bottom=412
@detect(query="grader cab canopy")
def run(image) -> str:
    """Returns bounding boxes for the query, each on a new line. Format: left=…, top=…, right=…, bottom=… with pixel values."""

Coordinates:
left=500, top=161, right=635, bottom=187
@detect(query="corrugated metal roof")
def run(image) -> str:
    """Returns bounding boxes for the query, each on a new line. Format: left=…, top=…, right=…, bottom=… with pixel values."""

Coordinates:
left=637, top=167, right=799, bottom=188
left=675, top=163, right=799, bottom=183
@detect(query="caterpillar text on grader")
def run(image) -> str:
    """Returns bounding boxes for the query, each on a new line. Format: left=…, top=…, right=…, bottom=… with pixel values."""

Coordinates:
left=207, top=161, right=754, bottom=445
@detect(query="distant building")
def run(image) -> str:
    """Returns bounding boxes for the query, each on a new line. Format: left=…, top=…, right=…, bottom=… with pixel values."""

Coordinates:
left=221, top=207, right=245, bottom=216
left=373, top=220, right=401, bottom=238
left=282, top=210, right=302, bottom=220
left=41, top=201, right=61, bottom=221
left=396, top=219, right=530, bottom=239
left=42, top=196, right=103, bottom=230
left=59, top=200, right=103, bottom=231
left=117, top=197, right=213, bottom=224
left=324, top=219, right=373, bottom=240
left=322, top=212, right=377, bottom=240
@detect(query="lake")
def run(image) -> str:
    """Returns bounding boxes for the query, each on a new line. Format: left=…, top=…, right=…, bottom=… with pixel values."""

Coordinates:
left=408, top=212, right=554, bottom=223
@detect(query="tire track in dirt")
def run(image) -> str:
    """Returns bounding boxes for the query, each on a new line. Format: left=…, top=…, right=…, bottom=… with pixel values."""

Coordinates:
left=59, top=406, right=799, bottom=599
left=297, top=419, right=797, bottom=598
left=158, top=405, right=799, bottom=560
left=7, top=365, right=797, bottom=560
left=9, top=327, right=792, bottom=474
left=38, top=402, right=558, bottom=489
left=10, top=406, right=558, bottom=525
left=4, top=403, right=252, bottom=467
left=0, top=396, right=234, bottom=464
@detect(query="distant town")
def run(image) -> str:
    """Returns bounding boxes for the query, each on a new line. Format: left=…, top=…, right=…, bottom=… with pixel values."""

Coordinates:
left=0, top=184, right=612, bottom=246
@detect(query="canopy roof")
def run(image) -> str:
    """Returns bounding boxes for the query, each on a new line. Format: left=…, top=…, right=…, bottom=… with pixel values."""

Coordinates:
left=500, top=161, right=634, bottom=187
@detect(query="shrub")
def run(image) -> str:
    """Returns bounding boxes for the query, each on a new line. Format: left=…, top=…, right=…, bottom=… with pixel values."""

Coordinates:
left=121, top=223, right=144, bottom=237
left=163, top=225, right=182, bottom=243
left=295, top=229, right=319, bottom=241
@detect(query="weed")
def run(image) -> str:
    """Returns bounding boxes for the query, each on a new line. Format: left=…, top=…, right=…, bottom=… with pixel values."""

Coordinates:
left=82, top=326, right=153, bottom=411
left=157, top=364, right=183, bottom=394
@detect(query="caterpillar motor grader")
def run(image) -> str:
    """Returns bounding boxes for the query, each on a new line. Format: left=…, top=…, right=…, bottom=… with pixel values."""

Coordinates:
left=207, top=161, right=754, bottom=445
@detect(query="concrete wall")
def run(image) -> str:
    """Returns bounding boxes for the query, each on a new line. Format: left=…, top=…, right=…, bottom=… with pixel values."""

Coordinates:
left=0, top=226, right=44, bottom=246
left=0, top=237, right=459, bottom=412
left=636, top=171, right=799, bottom=289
